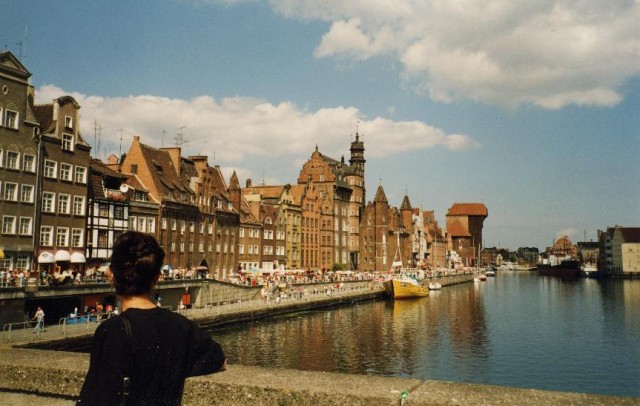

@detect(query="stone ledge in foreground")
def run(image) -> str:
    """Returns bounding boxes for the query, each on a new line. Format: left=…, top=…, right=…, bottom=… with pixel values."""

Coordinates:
left=0, top=349, right=637, bottom=405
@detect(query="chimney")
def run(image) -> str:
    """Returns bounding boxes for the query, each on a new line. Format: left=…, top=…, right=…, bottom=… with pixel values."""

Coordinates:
left=163, top=147, right=182, bottom=177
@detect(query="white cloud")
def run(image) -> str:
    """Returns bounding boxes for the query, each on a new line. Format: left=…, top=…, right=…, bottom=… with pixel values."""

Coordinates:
left=556, top=228, right=578, bottom=241
left=270, top=0, right=640, bottom=109
left=36, top=85, right=477, bottom=178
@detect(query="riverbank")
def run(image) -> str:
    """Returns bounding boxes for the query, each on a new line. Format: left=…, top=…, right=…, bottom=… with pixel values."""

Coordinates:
left=0, top=348, right=636, bottom=405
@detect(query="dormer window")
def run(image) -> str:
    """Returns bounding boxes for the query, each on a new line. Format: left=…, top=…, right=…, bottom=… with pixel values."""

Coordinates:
left=64, top=116, right=73, bottom=129
left=62, top=133, right=74, bottom=151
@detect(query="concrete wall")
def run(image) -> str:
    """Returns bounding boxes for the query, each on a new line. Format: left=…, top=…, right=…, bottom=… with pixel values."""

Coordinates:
left=0, top=348, right=634, bottom=405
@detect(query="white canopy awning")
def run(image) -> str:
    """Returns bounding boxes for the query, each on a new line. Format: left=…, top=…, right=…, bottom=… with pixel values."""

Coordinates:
left=54, top=250, right=71, bottom=262
left=70, top=252, right=86, bottom=263
left=38, top=252, right=55, bottom=264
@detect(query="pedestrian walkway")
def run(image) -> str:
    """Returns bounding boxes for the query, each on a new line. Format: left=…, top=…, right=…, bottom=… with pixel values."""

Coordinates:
left=1, top=282, right=384, bottom=349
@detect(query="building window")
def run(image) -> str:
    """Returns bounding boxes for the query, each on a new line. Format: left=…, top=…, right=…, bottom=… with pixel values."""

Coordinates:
left=208, top=224, right=213, bottom=234
left=114, top=205, right=125, bottom=219
left=170, top=242, right=176, bottom=252
left=44, top=160, right=57, bottom=178
left=74, top=166, right=87, bottom=183
left=71, top=229, right=83, bottom=248
left=170, top=219, right=176, bottom=230
left=189, top=243, right=194, bottom=253
left=2, top=216, right=16, bottom=234
left=20, top=184, right=34, bottom=203
left=23, top=154, right=35, bottom=172
left=161, top=218, right=167, bottom=230
left=64, top=116, right=73, bottom=129
left=199, top=223, right=204, bottom=234
left=16, top=255, right=29, bottom=270
left=98, top=230, right=108, bottom=247
left=130, top=164, right=138, bottom=174
left=73, top=196, right=85, bottom=216
left=60, top=163, right=73, bottom=181
left=189, top=222, right=195, bottom=232
left=4, top=109, right=18, bottom=129
left=3, top=182, right=17, bottom=201
left=98, top=203, right=109, bottom=217
left=62, top=133, right=74, bottom=151
left=180, top=242, right=184, bottom=252
left=129, top=216, right=137, bottom=231
left=239, top=228, right=245, bottom=238
left=19, top=217, right=32, bottom=236
left=56, top=227, right=69, bottom=247
left=147, top=218, right=156, bottom=233
left=239, top=245, right=244, bottom=255
left=40, top=226, right=53, bottom=246
left=6, top=151, right=19, bottom=169
left=133, top=191, right=147, bottom=202
left=139, top=217, right=147, bottom=233
left=57, top=194, right=71, bottom=214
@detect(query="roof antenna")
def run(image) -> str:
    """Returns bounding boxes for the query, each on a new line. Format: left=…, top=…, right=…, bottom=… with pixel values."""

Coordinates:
left=118, top=128, right=123, bottom=157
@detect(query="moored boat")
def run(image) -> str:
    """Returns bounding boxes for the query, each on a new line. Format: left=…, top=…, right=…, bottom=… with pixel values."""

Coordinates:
left=537, top=260, right=581, bottom=278
left=428, top=282, right=442, bottom=290
left=485, top=269, right=496, bottom=277
left=384, top=275, right=429, bottom=299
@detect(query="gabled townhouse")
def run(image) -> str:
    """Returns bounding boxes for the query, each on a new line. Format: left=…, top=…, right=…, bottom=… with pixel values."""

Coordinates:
left=190, top=157, right=239, bottom=279
left=120, top=136, right=200, bottom=270
left=258, top=205, right=286, bottom=271
left=228, top=172, right=261, bottom=272
left=33, top=96, right=91, bottom=275
left=243, top=183, right=302, bottom=269
left=86, top=159, right=129, bottom=267
left=359, top=185, right=410, bottom=272
left=297, top=134, right=366, bottom=271
left=290, top=181, right=321, bottom=271
left=0, top=51, right=40, bottom=272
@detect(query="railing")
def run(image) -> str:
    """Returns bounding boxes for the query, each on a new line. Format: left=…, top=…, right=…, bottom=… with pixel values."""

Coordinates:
left=2, top=282, right=384, bottom=344
left=2, top=321, right=38, bottom=343
left=58, top=315, right=105, bottom=337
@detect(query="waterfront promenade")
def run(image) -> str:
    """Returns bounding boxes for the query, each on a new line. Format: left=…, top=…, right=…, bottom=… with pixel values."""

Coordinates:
left=2, top=274, right=637, bottom=405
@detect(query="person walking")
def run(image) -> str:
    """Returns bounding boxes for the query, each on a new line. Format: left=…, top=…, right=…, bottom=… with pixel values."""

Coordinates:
left=32, top=306, right=44, bottom=335
left=77, top=231, right=226, bottom=405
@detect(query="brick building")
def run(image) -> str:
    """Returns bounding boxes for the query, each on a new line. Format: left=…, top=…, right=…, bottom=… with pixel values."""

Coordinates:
left=297, top=134, right=365, bottom=270
left=0, top=51, right=39, bottom=272
left=445, top=203, right=488, bottom=267
left=33, top=96, right=91, bottom=274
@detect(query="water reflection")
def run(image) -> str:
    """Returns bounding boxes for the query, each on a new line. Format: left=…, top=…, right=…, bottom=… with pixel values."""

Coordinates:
left=213, top=273, right=640, bottom=398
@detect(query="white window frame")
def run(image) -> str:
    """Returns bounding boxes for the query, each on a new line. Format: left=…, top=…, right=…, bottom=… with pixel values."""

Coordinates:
left=42, top=192, right=55, bottom=213
left=44, top=160, right=57, bottom=178
left=56, top=227, right=69, bottom=247
left=74, top=166, right=87, bottom=183
left=72, top=196, right=85, bottom=216
left=2, top=216, right=16, bottom=234
left=58, top=194, right=71, bottom=214
left=60, top=163, right=73, bottom=181
left=3, top=182, right=18, bottom=201
left=71, top=228, right=83, bottom=248
left=18, top=217, right=32, bottom=236
left=23, top=154, right=35, bottom=173
left=4, top=109, right=18, bottom=129
left=64, top=116, right=73, bottom=128
left=147, top=218, right=156, bottom=233
left=40, top=226, right=54, bottom=246
left=62, top=133, right=74, bottom=151
left=6, top=151, right=19, bottom=170
left=20, top=184, right=34, bottom=203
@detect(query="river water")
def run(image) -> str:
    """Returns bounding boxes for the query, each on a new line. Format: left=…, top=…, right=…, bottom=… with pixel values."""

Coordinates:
left=212, top=272, right=640, bottom=398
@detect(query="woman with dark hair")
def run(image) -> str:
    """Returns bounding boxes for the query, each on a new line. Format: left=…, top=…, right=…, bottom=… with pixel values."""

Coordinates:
left=78, top=232, right=225, bottom=405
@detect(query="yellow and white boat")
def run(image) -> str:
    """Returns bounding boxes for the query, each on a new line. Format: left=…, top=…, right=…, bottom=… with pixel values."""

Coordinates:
left=384, top=275, right=429, bottom=299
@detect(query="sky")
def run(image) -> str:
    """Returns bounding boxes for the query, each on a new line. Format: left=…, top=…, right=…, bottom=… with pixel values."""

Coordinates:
left=3, top=0, right=639, bottom=250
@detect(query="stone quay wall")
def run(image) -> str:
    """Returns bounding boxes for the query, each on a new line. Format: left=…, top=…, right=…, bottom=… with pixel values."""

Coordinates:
left=0, top=348, right=636, bottom=406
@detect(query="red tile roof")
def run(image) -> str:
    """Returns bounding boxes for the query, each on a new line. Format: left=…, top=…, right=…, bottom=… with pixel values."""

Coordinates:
left=447, top=203, right=488, bottom=217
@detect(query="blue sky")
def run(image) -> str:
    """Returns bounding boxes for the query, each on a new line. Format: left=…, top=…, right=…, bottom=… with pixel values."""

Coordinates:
left=3, top=0, right=639, bottom=250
